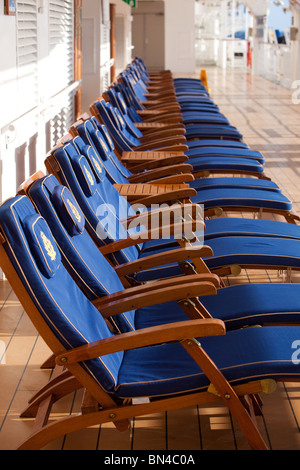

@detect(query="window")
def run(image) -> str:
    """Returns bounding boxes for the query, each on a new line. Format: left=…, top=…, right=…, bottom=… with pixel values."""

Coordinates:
left=16, top=0, right=38, bottom=112
left=48, top=0, right=74, bottom=97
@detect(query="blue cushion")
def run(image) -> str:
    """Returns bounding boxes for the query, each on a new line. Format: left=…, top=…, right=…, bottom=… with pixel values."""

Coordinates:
left=51, top=185, right=85, bottom=236
left=182, top=113, right=230, bottom=125
left=187, top=140, right=249, bottom=150
left=191, top=188, right=292, bottom=211
left=204, top=218, right=300, bottom=240
left=23, top=213, right=61, bottom=278
left=191, top=177, right=280, bottom=192
left=135, top=235, right=300, bottom=282
left=185, top=124, right=243, bottom=140
left=205, top=236, right=300, bottom=270
left=190, top=157, right=264, bottom=173
left=185, top=147, right=265, bottom=164
left=116, top=326, right=300, bottom=398
left=134, top=284, right=300, bottom=331
left=85, top=145, right=105, bottom=182
left=54, top=141, right=141, bottom=266
left=74, top=123, right=132, bottom=182
left=93, top=100, right=133, bottom=153
left=99, top=123, right=116, bottom=151
left=72, top=155, right=97, bottom=196
left=140, top=219, right=300, bottom=257
left=28, top=174, right=137, bottom=333
left=0, top=195, right=123, bottom=392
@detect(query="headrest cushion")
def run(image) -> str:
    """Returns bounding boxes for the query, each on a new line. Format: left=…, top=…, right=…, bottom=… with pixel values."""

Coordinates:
left=85, top=146, right=105, bottom=182
left=51, top=185, right=85, bottom=236
left=73, top=155, right=97, bottom=196
left=23, top=214, right=61, bottom=278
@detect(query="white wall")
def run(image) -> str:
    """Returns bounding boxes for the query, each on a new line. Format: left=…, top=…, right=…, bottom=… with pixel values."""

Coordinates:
left=164, top=0, right=196, bottom=73
left=81, top=0, right=132, bottom=113
left=0, top=14, right=18, bottom=130
left=0, top=1, right=77, bottom=206
left=114, top=0, right=133, bottom=76
left=81, top=0, right=102, bottom=113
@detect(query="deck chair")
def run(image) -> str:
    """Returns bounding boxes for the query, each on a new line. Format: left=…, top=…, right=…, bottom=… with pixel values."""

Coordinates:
left=113, top=79, right=221, bottom=135
left=73, top=115, right=268, bottom=181
left=63, top=125, right=298, bottom=223
left=88, top=98, right=248, bottom=166
left=115, top=71, right=263, bottom=153
left=1, top=194, right=300, bottom=451
left=25, top=173, right=300, bottom=331
left=118, top=73, right=232, bottom=127
left=42, top=144, right=300, bottom=279
left=101, top=90, right=267, bottom=179
left=69, top=119, right=197, bottom=187
left=93, top=94, right=243, bottom=151
left=120, top=65, right=243, bottom=132
left=85, top=104, right=270, bottom=184
left=121, top=66, right=237, bottom=129
left=109, top=77, right=251, bottom=151
left=123, top=63, right=213, bottom=106
left=74, top=116, right=288, bottom=197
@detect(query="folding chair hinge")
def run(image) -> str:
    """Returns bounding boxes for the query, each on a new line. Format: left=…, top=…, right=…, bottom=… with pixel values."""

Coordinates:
left=177, top=298, right=196, bottom=308
left=230, top=264, right=242, bottom=276
left=179, top=235, right=191, bottom=243
left=214, top=207, right=223, bottom=217
left=260, top=379, right=277, bottom=395
left=180, top=337, right=201, bottom=347
left=207, top=383, right=221, bottom=398
left=207, top=383, right=231, bottom=400
left=178, top=260, right=195, bottom=271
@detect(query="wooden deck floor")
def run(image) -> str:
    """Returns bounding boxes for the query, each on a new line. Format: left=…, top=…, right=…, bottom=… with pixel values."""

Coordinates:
left=1, top=66, right=300, bottom=451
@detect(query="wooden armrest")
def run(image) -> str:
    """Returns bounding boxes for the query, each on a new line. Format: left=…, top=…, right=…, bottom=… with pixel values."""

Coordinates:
left=121, top=152, right=188, bottom=172
left=135, top=122, right=185, bottom=132
left=135, top=136, right=186, bottom=152
left=93, top=273, right=220, bottom=311
left=121, top=151, right=186, bottom=160
left=138, top=109, right=181, bottom=118
left=127, top=164, right=193, bottom=183
left=127, top=157, right=188, bottom=173
left=143, top=104, right=181, bottom=113
left=55, top=317, right=225, bottom=365
left=93, top=279, right=218, bottom=318
left=99, top=219, right=205, bottom=255
left=144, top=174, right=195, bottom=185
left=139, top=128, right=186, bottom=142
left=122, top=202, right=204, bottom=227
left=114, top=245, right=213, bottom=277
left=143, top=115, right=184, bottom=125
left=132, top=187, right=196, bottom=205
left=114, top=182, right=196, bottom=204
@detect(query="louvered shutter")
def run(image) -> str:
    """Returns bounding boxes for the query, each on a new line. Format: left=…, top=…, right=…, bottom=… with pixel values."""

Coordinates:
left=48, top=0, right=74, bottom=98
left=16, top=0, right=38, bottom=113
left=47, top=0, right=75, bottom=148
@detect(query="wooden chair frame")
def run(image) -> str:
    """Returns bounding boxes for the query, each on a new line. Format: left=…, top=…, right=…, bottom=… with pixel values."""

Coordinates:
left=0, top=236, right=277, bottom=451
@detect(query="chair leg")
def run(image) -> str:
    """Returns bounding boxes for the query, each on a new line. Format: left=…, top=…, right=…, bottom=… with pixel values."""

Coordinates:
left=20, top=375, right=83, bottom=418
left=40, top=353, right=56, bottom=369
left=180, top=338, right=269, bottom=450
left=26, top=367, right=71, bottom=406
